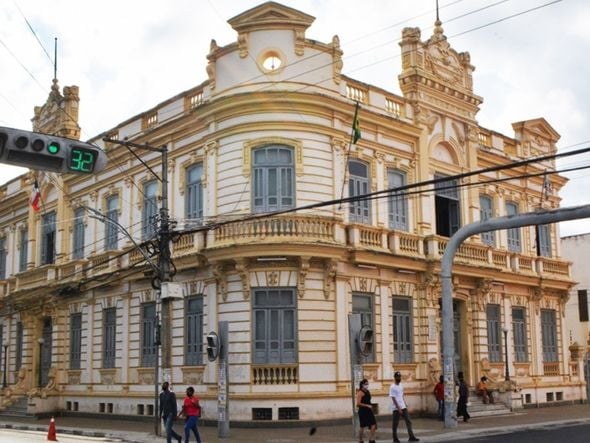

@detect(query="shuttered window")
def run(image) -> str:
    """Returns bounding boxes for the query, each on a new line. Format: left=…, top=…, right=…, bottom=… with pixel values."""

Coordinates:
left=253, top=146, right=294, bottom=213
left=105, top=196, right=119, bottom=250
left=388, top=170, right=408, bottom=231
left=512, top=307, right=528, bottom=362
left=479, top=195, right=495, bottom=245
left=506, top=202, right=521, bottom=252
left=19, top=229, right=28, bottom=272
left=102, top=308, right=117, bottom=368
left=538, top=224, right=552, bottom=257
left=69, top=313, right=82, bottom=369
left=72, top=208, right=85, bottom=259
left=141, top=303, right=157, bottom=367
left=393, top=297, right=413, bottom=363
left=142, top=181, right=158, bottom=240
left=349, top=160, right=371, bottom=224
left=186, top=164, right=203, bottom=223
left=486, top=304, right=501, bottom=362
left=253, top=288, right=297, bottom=364
left=541, top=309, right=558, bottom=362
left=185, top=296, right=203, bottom=366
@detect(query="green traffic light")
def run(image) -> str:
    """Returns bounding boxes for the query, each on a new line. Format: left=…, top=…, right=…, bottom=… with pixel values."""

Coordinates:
left=47, top=142, right=60, bottom=155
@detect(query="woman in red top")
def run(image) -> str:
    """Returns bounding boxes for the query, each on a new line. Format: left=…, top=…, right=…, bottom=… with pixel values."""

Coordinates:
left=178, top=386, right=202, bottom=443
left=433, top=375, right=444, bottom=421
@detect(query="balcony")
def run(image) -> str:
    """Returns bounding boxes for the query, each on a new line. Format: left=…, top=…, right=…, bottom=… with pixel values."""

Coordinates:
left=212, top=215, right=339, bottom=248
left=87, top=251, right=121, bottom=277
left=16, top=265, right=57, bottom=291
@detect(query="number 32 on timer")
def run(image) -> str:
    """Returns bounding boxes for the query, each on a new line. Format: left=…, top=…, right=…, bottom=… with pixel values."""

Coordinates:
left=69, top=147, right=97, bottom=172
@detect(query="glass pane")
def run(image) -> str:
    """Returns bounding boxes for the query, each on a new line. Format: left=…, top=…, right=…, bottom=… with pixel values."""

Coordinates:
left=255, top=310, right=266, bottom=341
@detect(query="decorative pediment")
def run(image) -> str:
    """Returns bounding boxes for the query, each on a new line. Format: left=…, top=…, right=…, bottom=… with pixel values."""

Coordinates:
left=228, top=1, right=315, bottom=33
left=512, top=118, right=561, bottom=145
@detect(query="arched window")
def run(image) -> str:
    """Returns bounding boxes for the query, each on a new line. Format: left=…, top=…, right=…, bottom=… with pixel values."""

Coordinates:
left=252, top=146, right=294, bottom=213
left=349, top=160, right=370, bottom=224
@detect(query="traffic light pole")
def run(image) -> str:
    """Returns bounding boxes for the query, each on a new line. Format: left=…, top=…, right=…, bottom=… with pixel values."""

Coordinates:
left=217, top=321, right=230, bottom=438
left=348, top=314, right=362, bottom=439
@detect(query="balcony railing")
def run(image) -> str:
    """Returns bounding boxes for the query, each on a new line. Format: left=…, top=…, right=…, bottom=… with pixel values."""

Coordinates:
left=214, top=215, right=338, bottom=247
left=252, top=364, right=298, bottom=385
left=87, top=251, right=121, bottom=276
left=538, top=257, right=570, bottom=275
left=16, top=265, right=57, bottom=290
left=543, top=362, right=560, bottom=376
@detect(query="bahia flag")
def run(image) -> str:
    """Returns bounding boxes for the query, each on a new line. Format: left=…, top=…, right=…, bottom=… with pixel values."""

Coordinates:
left=31, top=180, right=41, bottom=212
left=352, top=102, right=361, bottom=144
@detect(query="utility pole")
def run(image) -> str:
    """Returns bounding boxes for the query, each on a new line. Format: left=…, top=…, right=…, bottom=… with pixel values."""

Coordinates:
left=104, top=138, right=173, bottom=437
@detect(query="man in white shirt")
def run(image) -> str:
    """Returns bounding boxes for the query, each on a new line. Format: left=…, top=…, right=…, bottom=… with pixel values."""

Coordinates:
left=389, top=371, right=419, bottom=442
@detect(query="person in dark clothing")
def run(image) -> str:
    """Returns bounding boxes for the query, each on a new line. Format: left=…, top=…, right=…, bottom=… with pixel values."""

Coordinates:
left=159, top=382, right=182, bottom=443
left=456, top=372, right=471, bottom=422
left=356, top=378, right=377, bottom=443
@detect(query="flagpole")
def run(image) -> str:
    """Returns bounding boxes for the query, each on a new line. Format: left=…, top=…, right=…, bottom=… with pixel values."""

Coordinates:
left=338, top=102, right=360, bottom=210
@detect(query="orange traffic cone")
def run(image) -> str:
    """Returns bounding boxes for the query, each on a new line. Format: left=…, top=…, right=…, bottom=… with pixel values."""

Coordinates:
left=47, top=416, right=57, bottom=441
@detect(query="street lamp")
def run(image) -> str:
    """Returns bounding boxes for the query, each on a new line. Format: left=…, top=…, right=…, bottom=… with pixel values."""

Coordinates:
left=37, top=337, right=45, bottom=387
left=502, top=326, right=510, bottom=381
left=2, top=341, right=8, bottom=388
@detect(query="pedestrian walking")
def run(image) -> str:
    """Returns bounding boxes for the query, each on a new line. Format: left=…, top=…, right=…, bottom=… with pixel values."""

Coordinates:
left=159, top=382, right=182, bottom=443
left=457, top=372, right=471, bottom=422
left=356, top=378, right=377, bottom=443
left=433, top=375, right=444, bottom=421
left=389, top=371, right=420, bottom=442
left=178, top=386, right=202, bottom=443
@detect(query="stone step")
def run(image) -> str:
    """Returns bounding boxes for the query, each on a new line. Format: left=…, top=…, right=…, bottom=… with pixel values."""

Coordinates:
left=0, top=396, right=33, bottom=418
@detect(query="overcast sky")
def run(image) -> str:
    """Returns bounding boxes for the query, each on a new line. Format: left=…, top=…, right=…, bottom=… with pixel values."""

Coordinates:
left=1, top=0, right=588, bottom=236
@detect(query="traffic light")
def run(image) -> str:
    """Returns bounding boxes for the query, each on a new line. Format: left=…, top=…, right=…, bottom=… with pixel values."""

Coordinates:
left=357, top=325, right=374, bottom=356
left=206, top=331, right=220, bottom=362
left=0, top=126, right=107, bottom=174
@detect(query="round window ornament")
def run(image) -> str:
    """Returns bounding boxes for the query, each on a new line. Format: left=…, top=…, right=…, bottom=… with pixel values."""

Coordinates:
left=262, top=54, right=282, bottom=71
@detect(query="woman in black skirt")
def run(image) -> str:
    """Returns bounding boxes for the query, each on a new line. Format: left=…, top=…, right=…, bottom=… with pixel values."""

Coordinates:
left=356, top=378, right=377, bottom=443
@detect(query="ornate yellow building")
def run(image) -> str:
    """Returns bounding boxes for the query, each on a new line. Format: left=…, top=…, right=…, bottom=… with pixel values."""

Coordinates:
left=0, top=2, right=582, bottom=422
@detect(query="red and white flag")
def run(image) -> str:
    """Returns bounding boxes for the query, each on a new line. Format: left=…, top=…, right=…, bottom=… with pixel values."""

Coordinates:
left=31, top=180, right=41, bottom=212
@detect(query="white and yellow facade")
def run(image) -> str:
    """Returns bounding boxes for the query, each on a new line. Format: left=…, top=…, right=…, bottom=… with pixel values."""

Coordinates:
left=0, top=2, right=582, bottom=422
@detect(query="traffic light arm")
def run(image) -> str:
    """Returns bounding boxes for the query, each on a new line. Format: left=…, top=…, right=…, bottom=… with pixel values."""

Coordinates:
left=0, top=126, right=107, bottom=174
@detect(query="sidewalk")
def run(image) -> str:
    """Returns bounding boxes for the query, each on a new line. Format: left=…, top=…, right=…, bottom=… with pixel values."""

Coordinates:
left=0, top=404, right=589, bottom=442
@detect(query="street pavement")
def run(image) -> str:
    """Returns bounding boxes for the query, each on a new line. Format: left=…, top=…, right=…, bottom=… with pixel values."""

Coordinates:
left=0, top=404, right=589, bottom=442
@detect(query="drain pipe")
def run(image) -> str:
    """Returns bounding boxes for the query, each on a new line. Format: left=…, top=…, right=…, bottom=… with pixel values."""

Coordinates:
left=442, top=204, right=590, bottom=428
